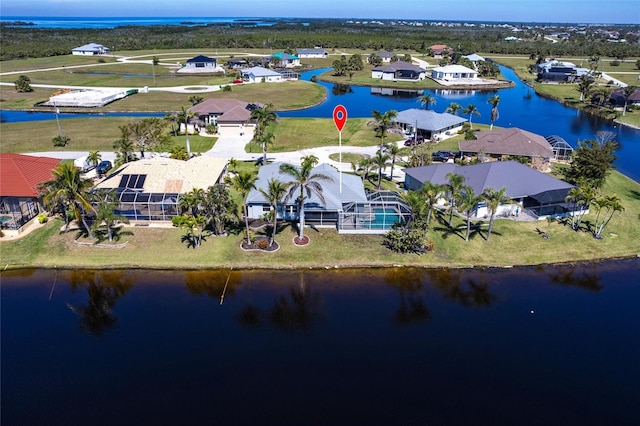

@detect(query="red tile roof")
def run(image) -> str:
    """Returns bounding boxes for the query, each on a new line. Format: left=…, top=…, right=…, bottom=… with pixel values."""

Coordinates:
left=0, top=153, right=61, bottom=197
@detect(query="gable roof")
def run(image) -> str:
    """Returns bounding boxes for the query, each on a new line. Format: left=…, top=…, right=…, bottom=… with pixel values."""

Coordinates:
left=404, top=161, right=574, bottom=200
left=247, top=162, right=367, bottom=210
left=0, top=153, right=61, bottom=197
left=372, top=61, right=425, bottom=73
left=296, top=48, right=327, bottom=55
left=372, top=51, right=396, bottom=59
left=94, top=156, right=227, bottom=194
left=463, top=53, right=485, bottom=62
left=186, top=55, right=216, bottom=63
left=459, top=128, right=554, bottom=158
left=240, top=66, right=282, bottom=78
left=270, top=52, right=299, bottom=60
left=394, top=108, right=467, bottom=131
left=429, top=44, right=451, bottom=53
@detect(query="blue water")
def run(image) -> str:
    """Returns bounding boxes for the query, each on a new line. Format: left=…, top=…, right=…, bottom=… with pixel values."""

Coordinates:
left=2, top=260, right=639, bottom=425
left=281, top=67, right=640, bottom=182
left=1, top=16, right=285, bottom=29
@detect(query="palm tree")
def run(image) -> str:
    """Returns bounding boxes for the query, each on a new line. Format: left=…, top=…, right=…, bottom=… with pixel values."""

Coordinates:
left=565, top=185, right=597, bottom=231
left=592, top=194, right=624, bottom=239
left=445, top=173, right=466, bottom=226
left=255, top=129, right=275, bottom=165
left=177, top=106, right=195, bottom=157
left=622, top=86, right=637, bottom=117
left=92, top=190, right=129, bottom=242
left=226, top=171, right=258, bottom=245
left=357, top=157, right=373, bottom=183
left=420, top=181, right=445, bottom=227
left=202, top=184, right=236, bottom=236
left=372, top=149, right=391, bottom=189
left=446, top=102, right=462, bottom=116
left=384, top=142, right=402, bottom=180
left=251, top=103, right=277, bottom=138
left=258, top=178, right=288, bottom=247
left=41, top=163, right=95, bottom=238
left=418, top=93, right=437, bottom=110
left=279, top=156, right=334, bottom=242
left=87, top=150, right=101, bottom=169
left=577, top=75, right=594, bottom=102
left=113, top=126, right=135, bottom=165
left=371, top=109, right=398, bottom=150
left=399, top=190, right=425, bottom=232
left=457, top=186, right=480, bottom=242
left=481, top=187, right=509, bottom=241
left=487, top=95, right=500, bottom=130
left=462, top=104, right=480, bottom=129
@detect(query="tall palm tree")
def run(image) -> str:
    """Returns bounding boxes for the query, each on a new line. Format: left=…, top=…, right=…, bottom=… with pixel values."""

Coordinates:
left=487, top=95, right=500, bottom=130
left=41, top=163, right=95, bottom=238
left=279, top=156, right=334, bottom=241
left=577, top=75, right=594, bottom=102
left=226, top=171, right=258, bottom=245
left=462, top=104, right=480, bottom=129
left=87, top=150, right=101, bottom=169
left=384, top=142, right=402, bottom=181
left=446, top=102, right=462, bottom=116
left=399, top=190, right=425, bottom=232
left=420, top=181, right=445, bottom=227
left=255, top=129, right=275, bottom=165
left=177, top=106, right=195, bottom=157
left=457, top=186, right=480, bottom=242
left=565, top=185, right=597, bottom=231
left=258, top=178, right=288, bottom=247
left=251, top=104, right=277, bottom=137
left=445, top=173, right=466, bottom=226
left=481, top=186, right=509, bottom=241
left=622, top=86, right=637, bottom=117
left=372, top=149, right=391, bottom=189
left=371, top=109, right=398, bottom=150
left=92, top=190, right=129, bottom=242
left=357, top=157, right=373, bottom=183
left=592, top=194, right=625, bottom=239
left=418, top=93, right=437, bottom=110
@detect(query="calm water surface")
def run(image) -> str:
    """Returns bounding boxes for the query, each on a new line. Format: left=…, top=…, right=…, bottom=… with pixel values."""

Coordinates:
left=2, top=259, right=639, bottom=425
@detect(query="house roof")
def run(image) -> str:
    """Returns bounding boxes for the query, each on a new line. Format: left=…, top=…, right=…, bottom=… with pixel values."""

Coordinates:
left=372, top=61, right=425, bottom=73
left=0, top=153, right=61, bottom=197
left=394, top=108, right=467, bottom=132
left=189, top=98, right=261, bottom=122
left=270, top=52, right=299, bottom=60
left=94, top=156, right=227, bottom=194
left=240, top=66, right=283, bottom=77
left=187, top=55, right=216, bottom=63
left=373, top=51, right=396, bottom=59
left=72, top=43, right=108, bottom=52
left=403, top=161, right=574, bottom=200
left=429, top=45, right=451, bottom=53
left=247, top=162, right=367, bottom=210
left=297, top=49, right=327, bottom=55
left=432, top=64, right=477, bottom=74
left=611, top=87, right=640, bottom=102
left=459, top=127, right=554, bottom=158
left=463, top=53, right=485, bottom=62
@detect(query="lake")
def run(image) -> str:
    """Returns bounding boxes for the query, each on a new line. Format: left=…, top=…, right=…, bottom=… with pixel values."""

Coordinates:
left=2, top=259, right=639, bottom=425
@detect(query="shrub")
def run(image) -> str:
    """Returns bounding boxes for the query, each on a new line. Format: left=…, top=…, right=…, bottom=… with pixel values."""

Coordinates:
left=610, top=60, right=620, bottom=67
left=52, top=135, right=70, bottom=147
left=205, top=123, right=217, bottom=135
left=222, top=85, right=232, bottom=92
left=258, top=239, right=269, bottom=249
left=383, top=227, right=432, bottom=254
left=37, top=213, right=48, bottom=224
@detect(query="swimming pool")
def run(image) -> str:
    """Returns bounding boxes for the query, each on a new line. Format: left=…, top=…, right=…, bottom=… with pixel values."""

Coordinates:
left=360, top=208, right=401, bottom=229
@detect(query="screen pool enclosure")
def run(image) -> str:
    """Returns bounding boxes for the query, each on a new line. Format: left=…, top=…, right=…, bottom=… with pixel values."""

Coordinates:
left=338, top=191, right=412, bottom=234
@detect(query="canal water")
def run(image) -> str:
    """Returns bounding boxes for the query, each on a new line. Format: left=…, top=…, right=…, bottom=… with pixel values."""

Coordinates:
left=2, top=259, right=639, bottom=425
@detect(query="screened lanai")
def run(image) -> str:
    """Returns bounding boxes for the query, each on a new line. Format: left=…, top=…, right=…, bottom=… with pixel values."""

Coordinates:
left=110, top=188, right=180, bottom=221
left=545, top=135, right=574, bottom=161
left=338, top=191, right=412, bottom=234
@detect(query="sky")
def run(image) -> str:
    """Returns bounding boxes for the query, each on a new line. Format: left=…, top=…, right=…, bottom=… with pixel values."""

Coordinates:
left=1, top=0, right=639, bottom=24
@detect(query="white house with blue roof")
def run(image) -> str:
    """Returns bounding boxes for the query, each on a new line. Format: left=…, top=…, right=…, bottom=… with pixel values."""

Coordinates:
left=240, top=67, right=284, bottom=83
left=72, top=43, right=110, bottom=55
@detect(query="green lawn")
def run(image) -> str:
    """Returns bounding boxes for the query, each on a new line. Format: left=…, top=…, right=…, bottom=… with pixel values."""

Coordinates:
left=2, top=169, right=638, bottom=270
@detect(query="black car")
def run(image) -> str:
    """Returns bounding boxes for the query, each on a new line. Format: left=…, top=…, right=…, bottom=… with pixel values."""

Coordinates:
left=431, top=150, right=456, bottom=162
left=96, top=160, right=113, bottom=175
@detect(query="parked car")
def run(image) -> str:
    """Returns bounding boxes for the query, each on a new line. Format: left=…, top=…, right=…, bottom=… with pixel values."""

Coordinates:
left=431, top=150, right=457, bottom=162
left=232, top=79, right=243, bottom=84
left=96, top=160, right=113, bottom=175
left=404, top=135, right=425, bottom=146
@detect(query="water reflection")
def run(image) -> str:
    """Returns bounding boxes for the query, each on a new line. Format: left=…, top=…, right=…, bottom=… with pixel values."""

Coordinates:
left=426, top=268, right=497, bottom=308
left=332, top=83, right=353, bottom=96
left=370, top=87, right=424, bottom=98
left=434, top=88, right=477, bottom=99
left=383, top=268, right=431, bottom=325
left=547, top=263, right=603, bottom=292
left=62, top=270, right=134, bottom=336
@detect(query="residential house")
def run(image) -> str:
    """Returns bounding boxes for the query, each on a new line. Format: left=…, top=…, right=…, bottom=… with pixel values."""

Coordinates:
left=428, top=44, right=452, bottom=58
left=462, top=53, right=485, bottom=70
left=394, top=108, right=467, bottom=141
left=296, top=48, right=328, bottom=58
left=93, top=156, right=227, bottom=222
left=403, top=161, right=578, bottom=219
left=609, top=87, right=640, bottom=106
left=178, top=55, right=225, bottom=74
left=371, top=51, right=396, bottom=63
left=0, top=153, right=61, bottom=233
left=71, top=43, right=110, bottom=55
left=431, top=65, right=478, bottom=82
left=459, top=127, right=554, bottom=170
left=267, top=52, right=300, bottom=68
left=227, top=59, right=248, bottom=69
left=246, top=162, right=410, bottom=234
left=536, top=60, right=590, bottom=82
left=189, top=98, right=263, bottom=136
left=371, top=61, right=426, bottom=81
left=240, top=66, right=284, bottom=83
